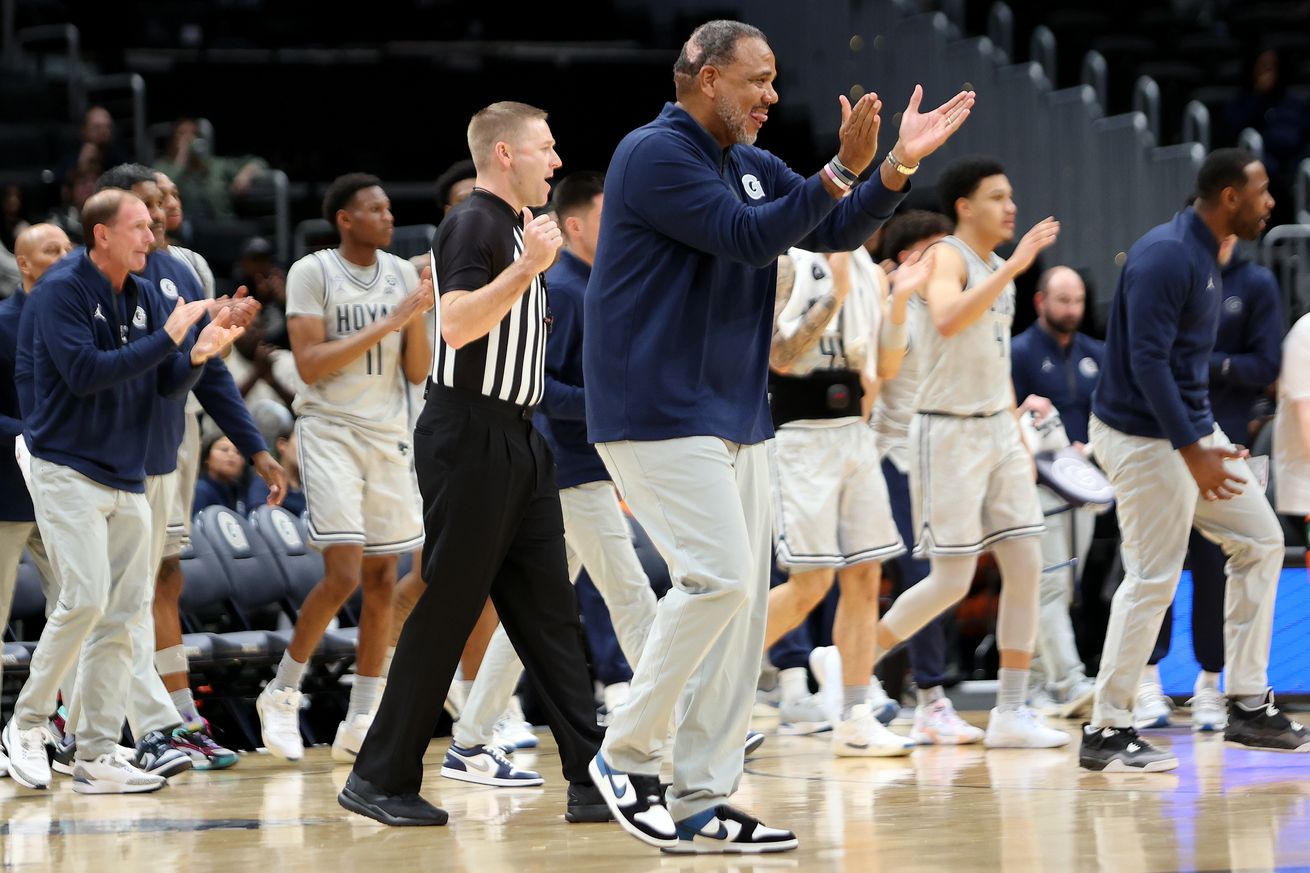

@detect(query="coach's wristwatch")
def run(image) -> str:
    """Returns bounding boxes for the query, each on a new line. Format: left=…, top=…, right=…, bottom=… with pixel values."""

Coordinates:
left=885, top=152, right=919, bottom=175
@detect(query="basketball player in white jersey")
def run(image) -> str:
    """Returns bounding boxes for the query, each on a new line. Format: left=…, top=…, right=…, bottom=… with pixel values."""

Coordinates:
left=764, top=241, right=932, bottom=755
left=872, top=157, right=1067, bottom=748
left=258, top=173, right=433, bottom=762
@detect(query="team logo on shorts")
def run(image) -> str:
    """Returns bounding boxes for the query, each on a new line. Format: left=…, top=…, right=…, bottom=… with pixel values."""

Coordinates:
left=1078, top=356, right=1099, bottom=378
left=1223, top=296, right=1242, bottom=315
left=160, top=278, right=179, bottom=299
left=741, top=174, right=765, bottom=200
left=132, top=306, right=147, bottom=329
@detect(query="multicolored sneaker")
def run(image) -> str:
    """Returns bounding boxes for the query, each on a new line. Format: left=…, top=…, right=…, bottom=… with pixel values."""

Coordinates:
left=171, top=720, right=240, bottom=770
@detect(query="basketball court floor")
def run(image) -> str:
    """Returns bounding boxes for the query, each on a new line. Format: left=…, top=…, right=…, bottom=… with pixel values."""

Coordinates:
left=3, top=709, right=1308, bottom=873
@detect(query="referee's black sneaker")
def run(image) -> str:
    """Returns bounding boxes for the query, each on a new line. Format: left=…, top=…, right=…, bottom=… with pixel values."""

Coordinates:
left=338, top=773, right=448, bottom=826
left=1224, top=691, right=1310, bottom=753
left=565, top=781, right=613, bottom=823
left=1078, top=724, right=1178, bottom=772
left=588, top=753, right=677, bottom=848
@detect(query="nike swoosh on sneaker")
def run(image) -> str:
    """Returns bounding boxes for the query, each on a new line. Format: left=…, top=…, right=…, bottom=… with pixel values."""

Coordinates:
left=464, top=756, right=492, bottom=773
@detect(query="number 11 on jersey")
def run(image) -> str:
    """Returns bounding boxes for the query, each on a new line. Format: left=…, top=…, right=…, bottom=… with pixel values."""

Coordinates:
left=366, top=342, right=384, bottom=374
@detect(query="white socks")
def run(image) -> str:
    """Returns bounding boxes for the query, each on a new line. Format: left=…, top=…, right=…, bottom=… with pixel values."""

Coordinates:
left=917, top=685, right=945, bottom=707
left=272, top=651, right=307, bottom=692
left=349, top=675, right=383, bottom=720
left=997, top=668, right=1028, bottom=713
left=779, top=667, right=809, bottom=703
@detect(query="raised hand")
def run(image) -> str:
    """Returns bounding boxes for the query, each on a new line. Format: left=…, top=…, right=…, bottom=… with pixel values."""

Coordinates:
left=520, top=207, right=563, bottom=275
left=163, top=297, right=209, bottom=345
left=190, top=314, right=246, bottom=364
left=836, top=92, right=883, bottom=175
left=391, top=266, right=436, bottom=330
left=892, top=85, right=976, bottom=165
left=889, top=248, right=934, bottom=300
left=1008, top=217, right=1061, bottom=274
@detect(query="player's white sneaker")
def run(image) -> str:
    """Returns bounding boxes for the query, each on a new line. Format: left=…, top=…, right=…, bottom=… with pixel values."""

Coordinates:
left=1189, top=685, right=1228, bottom=733
left=331, top=713, right=372, bottom=762
left=778, top=693, right=832, bottom=735
left=912, top=698, right=985, bottom=745
left=984, top=707, right=1071, bottom=748
left=832, top=704, right=914, bottom=757
left=256, top=686, right=304, bottom=761
left=4, top=720, right=51, bottom=789
left=72, top=754, right=165, bottom=794
left=1133, top=681, right=1174, bottom=729
left=493, top=696, right=538, bottom=750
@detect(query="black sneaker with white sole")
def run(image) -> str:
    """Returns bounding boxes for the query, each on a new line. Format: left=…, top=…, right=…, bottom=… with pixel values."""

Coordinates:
left=1224, top=691, right=1310, bottom=752
left=664, top=804, right=798, bottom=854
left=133, top=729, right=193, bottom=778
left=588, top=753, right=677, bottom=848
left=1078, top=724, right=1178, bottom=772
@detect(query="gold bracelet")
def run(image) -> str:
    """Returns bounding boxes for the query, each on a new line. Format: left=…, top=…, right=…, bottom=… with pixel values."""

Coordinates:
left=885, top=152, right=919, bottom=176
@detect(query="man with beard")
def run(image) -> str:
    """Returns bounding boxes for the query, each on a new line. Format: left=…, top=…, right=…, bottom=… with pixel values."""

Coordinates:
left=583, top=19, right=974, bottom=854
left=1010, top=266, right=1102, bottom=718
left=1081, top=148, right=1307, bottom=772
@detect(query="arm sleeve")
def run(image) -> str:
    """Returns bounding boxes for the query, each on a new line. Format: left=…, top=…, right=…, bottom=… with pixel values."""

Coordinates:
left=1211, top=269, right=1284, bottom=389
left=434, top=211, right=497, bottom=295
left=192, top=355, right=268, bottom=459
left=39, top=285, right=179, bottom=397
left=622, top=136, right=842, bottom=269
left=538, top=284, right=586, bottom=421
left=1124, top=242, right=1201, bottom=449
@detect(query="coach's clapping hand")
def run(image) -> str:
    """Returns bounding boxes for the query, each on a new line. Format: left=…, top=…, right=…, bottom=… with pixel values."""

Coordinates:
left=189, top=305, right=246, bottom=365
left=388, top=267, right=436, bottom=331
left=1181, top=442, right=1249, bottom=501
left=206, top=285, right=263, bottom=329
left=520, top=208, right=563, bottom=275
left=890, top=85, right=976, bottom=166
left=836, top=92, right=883, bottom=175
left=164, top=298, right=210, bottom=346
left=251, top=450, right=287, bottom=506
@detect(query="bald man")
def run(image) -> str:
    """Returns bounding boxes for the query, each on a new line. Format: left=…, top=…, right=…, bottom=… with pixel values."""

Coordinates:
left=1010, top=266, right=1104, bottom=717
left=0, top=224, right=74, bottom=770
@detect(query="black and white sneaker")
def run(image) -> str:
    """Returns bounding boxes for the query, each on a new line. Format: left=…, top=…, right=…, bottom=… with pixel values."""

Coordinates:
left=134, top=729, right=194, bottom=778
left=588, top=753, right=677, bottom=848
left=440, top=743, right=544, bottom=787
left=1078, top=724, right=1178, bottom=772
left=663, top=804, right=799, bottom=854
left=1224, top=691, right=1310, bottom=753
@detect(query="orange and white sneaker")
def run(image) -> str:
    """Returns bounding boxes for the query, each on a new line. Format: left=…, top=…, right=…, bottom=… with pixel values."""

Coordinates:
left=911, top=698, right=985, bottom=745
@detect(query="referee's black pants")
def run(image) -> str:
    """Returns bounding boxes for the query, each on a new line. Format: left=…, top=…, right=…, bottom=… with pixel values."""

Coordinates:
left=353, top=385, right=605, bottom=795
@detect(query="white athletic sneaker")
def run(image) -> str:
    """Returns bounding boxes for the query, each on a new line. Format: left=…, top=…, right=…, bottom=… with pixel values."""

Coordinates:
left=778, top=693, right=832, bottom=735
left=4, top=720, right=51, bottom=789
left=256, top=686, right=305, bottom=761
left=1189, top=685, right=1227, bottom=733
left=493, top=696, right=538, bottom=750
left=72, top=753, right=166, bottom=794
left=983, top=707, right=1071, bottom=749
left=441, top=743, right=544, bottom=787
left=912, top=698, right=985, bottom=745
left=0, top=744, right=8, bottom=776
left=867, top=676, right=899, bottom=725
left=1133, top=681, right=1174, bottom=730
left=808, top=646, right=842, bottom=724
left=331, top=713, right=372, bottom=762
left=832, top=704, right=914, bottom=757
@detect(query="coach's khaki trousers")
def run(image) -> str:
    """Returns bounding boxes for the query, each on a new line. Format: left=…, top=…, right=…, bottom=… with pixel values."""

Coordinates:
left=0, top=521, right=55, bottom=687
left=596, top=436, right=771, bottom=823
left=1031, top=486, right=1096, bottom=690
left=1089, top=417, right=1283, bottom=727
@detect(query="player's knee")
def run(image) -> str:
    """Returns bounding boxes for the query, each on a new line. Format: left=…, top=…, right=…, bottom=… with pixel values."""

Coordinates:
left=792, top=570, right=835, bottom=609
left=317, top=570, right=361, bottom=601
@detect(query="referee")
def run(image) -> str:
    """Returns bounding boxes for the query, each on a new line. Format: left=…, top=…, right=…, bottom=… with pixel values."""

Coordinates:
left=340, top=101, right=607, bottom=827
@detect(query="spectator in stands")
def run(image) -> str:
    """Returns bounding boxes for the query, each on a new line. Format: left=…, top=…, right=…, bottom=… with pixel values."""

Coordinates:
left=2, top=185, right=30, bottom=254
left=231, top=237, right=289, bottom=348
left=156, top=118, right=268, bottom=221
left=56, top=106, right=131, bottom=182
left=1224, top=48, right=1310, bottom=227
left=194, top=434, right=248, bottom=514
left=435, top=159, right=477, bottom=218
left=248, top=416, right=305, bottom=516
left=47, top=165, right=97, bottom=247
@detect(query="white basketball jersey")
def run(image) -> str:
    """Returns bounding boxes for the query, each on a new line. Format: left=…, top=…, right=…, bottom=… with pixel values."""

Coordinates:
left=284, top=248, right=420, bottom=433
left=776, top=248, right=880, bottom=379
left=912, top=235, right=1015, bottom=416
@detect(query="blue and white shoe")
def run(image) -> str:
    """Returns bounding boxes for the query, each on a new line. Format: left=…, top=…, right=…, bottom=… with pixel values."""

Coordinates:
left=588, top=753, right=677, bottom=848
left=439, top=743, right=544, bottom=787
left=663, top=805, right=798, bottom=854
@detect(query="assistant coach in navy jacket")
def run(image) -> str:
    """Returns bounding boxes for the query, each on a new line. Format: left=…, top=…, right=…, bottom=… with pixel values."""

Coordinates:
left=582, top=20, right=975, bottom=851
left=3, top=189, right=249, bottom=793
left=1080, top=149, right=1302, bottom=773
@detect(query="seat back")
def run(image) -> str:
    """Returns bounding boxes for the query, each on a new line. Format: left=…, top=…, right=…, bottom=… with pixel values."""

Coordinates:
left=194, top=505, right=287, bottom=613
left=248, top=504, right=324, bottom=609
left=178, top=518, right=233, bottom=618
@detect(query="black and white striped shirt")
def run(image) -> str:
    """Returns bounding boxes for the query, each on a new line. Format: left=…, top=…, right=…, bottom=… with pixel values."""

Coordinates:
left=429, top=189, right=548, bottom=407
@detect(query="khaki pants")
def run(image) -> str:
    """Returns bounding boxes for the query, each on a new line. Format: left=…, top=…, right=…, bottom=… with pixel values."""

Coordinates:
left=1031, top=487, right=1096, bottom=690
left=1089, top=417, right=1283, bottom=727
left=0, top=521, right=56, bottom=685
